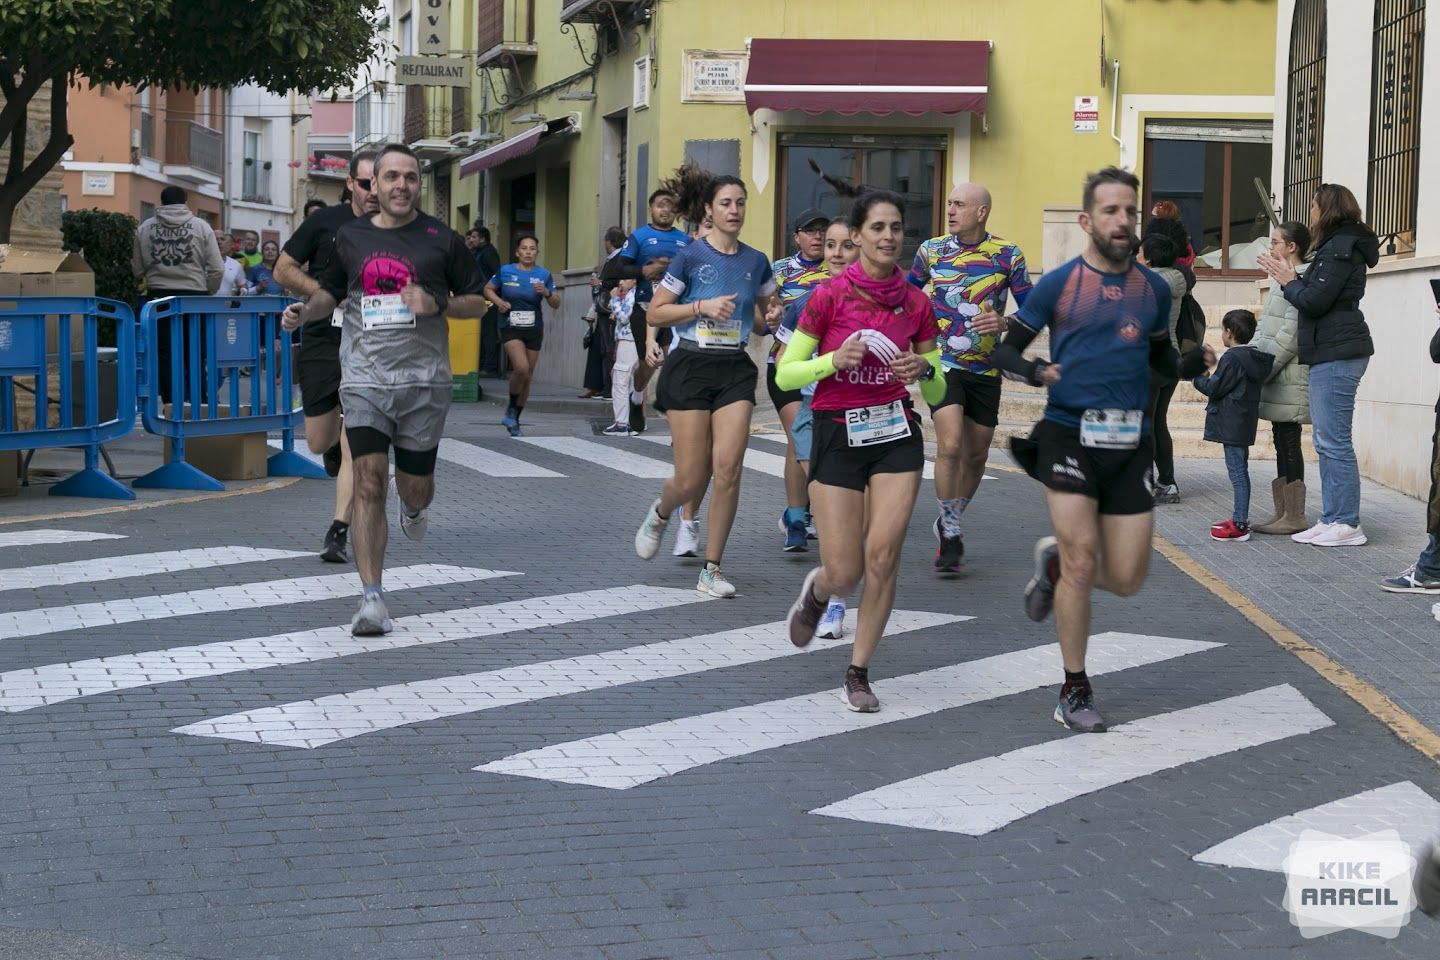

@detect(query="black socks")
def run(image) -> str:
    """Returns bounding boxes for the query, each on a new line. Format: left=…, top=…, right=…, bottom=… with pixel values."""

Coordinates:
left=1062, top=669, right=1089, bottom=692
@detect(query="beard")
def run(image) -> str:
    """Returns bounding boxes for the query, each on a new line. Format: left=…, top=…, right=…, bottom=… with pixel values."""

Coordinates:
left=1089, top=226, right=1138, bottom=266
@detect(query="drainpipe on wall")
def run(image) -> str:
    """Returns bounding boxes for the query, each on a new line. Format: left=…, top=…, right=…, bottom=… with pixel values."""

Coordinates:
left=1108, top=59, right=1123, bottom=154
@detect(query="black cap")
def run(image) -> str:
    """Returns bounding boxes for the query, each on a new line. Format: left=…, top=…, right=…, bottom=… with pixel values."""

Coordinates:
left=793, top=208, right=829, bottom=232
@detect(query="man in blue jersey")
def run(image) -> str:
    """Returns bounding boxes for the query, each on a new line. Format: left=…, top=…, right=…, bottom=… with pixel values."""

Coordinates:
left=602, top=189, right=690, bottom=433
left=990, top=167, right=1204, bottom=734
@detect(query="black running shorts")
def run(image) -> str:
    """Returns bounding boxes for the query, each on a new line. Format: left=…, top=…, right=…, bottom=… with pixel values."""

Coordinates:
left=501, top=327, right=544, bottom=351
left=765, top=362, right=804, bottom=411
left=655, top=349, right=758, bottom=413
left=929, top=368, right=1001, bottom=428
left=809, top=406, right=924, bottom=492
left=1018, top=418, right=1155, bottom=516
left=297, top=323, right=342, bottom=417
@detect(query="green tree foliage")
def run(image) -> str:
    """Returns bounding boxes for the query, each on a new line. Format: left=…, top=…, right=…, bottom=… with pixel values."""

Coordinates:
left=0, top=1, right=385, bottom=241
left=62, top=208, right=139, bottom=345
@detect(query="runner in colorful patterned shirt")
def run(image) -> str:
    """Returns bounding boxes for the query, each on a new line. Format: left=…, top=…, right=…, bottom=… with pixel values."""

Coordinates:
left=908, top=182, right=1033, bottom=574
left=768, top=207, right=832, bottom=553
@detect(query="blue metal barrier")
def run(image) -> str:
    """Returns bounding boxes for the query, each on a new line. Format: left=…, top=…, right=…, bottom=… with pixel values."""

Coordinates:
left=0, top=297, right=136, bottom=500
left=134, top=296, right=326, bottom=490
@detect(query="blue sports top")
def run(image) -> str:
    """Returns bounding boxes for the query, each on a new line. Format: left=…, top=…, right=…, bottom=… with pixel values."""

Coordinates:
left=621, top=224, right=690, bottom=303
left=659, top=238, right=777, bottom=351
left=1015, top=256, right=1172, bottom=429
left=494, top=263, right=555, bottom=330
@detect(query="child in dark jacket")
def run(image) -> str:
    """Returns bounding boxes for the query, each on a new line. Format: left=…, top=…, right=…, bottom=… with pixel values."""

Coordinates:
left=1194, top=309, right=1275, bottom=541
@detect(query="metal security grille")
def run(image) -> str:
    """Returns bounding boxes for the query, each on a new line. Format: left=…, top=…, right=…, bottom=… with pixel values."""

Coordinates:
left=1368, top=0, right=1426, bottom=254
left=1283, top=0, right=1327, bottom=221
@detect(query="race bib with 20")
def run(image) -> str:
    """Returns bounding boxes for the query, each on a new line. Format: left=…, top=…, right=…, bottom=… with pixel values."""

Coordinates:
left=509, top=310, right=537, bottom=328
left=695, top=316, right=741, bottom=350
left=360, top=294, right=415, bottom=331
left=845, top=400, right=910, bottom=447
left=1079, top=408, right=1142, bottom=449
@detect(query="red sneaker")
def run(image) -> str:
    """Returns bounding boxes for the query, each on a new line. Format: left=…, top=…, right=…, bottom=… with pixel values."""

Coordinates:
left=1210, top=520, right=1252, bottom=542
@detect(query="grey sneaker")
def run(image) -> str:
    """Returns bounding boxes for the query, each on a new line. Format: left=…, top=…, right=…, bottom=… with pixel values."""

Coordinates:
left=1152, top=483, right=1180, bottom=505
left=1380, top=565, right=1440, bottom=594
left=1024, top=536, right=1060, bottom=622
left=842, top=666, right=880, bottom=713
left=696, top=564, right=736, bottom=598
left=787, top=568, right=826, bottom=647
left=1416, top=843, right=1440, bottom=916
left=1054, top=684, right=1106, bottom=733
left=351, top=592, right=393, bottom=637
left=634, top=498, right=668, bottom=559
left=399, top=506, right=428, bottom=542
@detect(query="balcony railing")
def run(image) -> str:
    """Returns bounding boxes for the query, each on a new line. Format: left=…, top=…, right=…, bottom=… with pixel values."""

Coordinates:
left=560, top=0, right=641, bottom=24
left=164, top=120, right=223, bottom=176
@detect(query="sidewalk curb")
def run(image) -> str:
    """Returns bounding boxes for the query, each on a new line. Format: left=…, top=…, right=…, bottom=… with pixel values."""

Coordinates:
left=0, top=477, right=303, bottom=527
left=1153, top=532, right=1440, bottom=764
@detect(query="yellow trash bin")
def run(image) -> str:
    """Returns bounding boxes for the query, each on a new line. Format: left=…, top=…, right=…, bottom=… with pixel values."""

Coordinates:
left=448, top=316, right=481, bottom=402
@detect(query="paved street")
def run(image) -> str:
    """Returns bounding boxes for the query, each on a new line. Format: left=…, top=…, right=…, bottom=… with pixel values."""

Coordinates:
left=2, top=395, right=1439, bottom=959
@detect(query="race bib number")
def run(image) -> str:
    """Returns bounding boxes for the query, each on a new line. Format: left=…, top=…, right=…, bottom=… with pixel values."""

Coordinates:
left=773, top=324, right=793, bottom=345
left=360, top=294, right=415, bottom=331
left=509, top=310, right=537, bottom=329
left=1079, top=408, right=1142, bottom=450
left=696, top=315, right=741, bottom=350
left=845, top=400, right=910, bottom=448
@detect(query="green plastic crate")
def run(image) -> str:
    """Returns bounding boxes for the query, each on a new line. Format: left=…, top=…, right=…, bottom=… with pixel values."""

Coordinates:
left=451, top=371, right=480, bottom=403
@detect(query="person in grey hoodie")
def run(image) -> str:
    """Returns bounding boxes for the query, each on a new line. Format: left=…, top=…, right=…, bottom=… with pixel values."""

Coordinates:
left=1258, top=183, right=1379, bottom=548
left=131, top=185, right=224, bottom=405
left=1194, top=309, right=1274, bottom=541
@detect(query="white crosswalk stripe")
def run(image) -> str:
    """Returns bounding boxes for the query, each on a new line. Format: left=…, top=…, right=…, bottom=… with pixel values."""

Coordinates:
left=0, top=564, right=513, bottom=642
left=514, top=436, right=672, bottom=477
left=2, top=585, right=702, bottom=713
left=0, top=529, right=127, bottom=549
left=0, top=547, right=309, bottom=592
left=476, top=632, right=1220, bottom=789
left=1194, top=782, right=1440, bottom=873
left=639, top=435, right=787, bottom=479
left=813, top=684, right=1334, bottom=836
left=437, top=438, right=564, bottom=478
left=177, top=608, right=966, bottom=749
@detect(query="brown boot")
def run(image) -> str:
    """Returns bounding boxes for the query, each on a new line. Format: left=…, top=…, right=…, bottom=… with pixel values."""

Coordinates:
left=1252, top=477, right=1286, bottom=531
left=1257, top=480, right=1310, bottom=535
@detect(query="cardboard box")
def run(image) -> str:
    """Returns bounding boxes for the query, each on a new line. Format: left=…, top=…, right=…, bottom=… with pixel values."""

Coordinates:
left=163, top=432, right=268, bottom=481
left=0, top=451, right=18, bottom=497
left=0, top=245, right=97, bottom=356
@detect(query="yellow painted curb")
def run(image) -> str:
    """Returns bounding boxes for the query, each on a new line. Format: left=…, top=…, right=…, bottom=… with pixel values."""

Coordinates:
left=1152, top=532, right=1440, bottom=763
left=0, top=477, right=302, bottom=527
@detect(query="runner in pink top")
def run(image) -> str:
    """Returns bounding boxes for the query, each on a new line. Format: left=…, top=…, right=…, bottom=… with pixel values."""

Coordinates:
left=775, top=189, right=947, bottom=713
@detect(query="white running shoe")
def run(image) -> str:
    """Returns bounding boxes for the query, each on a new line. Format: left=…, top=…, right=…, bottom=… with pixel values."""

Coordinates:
left=673, top=518, right=700, bottom=557
left=399, top=506, right=429, bottom=542
left=697, top=565, right=736, bottom=598
left=351, top=592, right=393, bottom=636
left=634, top=498, right=668, bottom=559
left=1310, top=522, right=1367, bottom=547
left=1291, top=521, right=1335, bottom=544
left=816, top=599, right=847, bottom=640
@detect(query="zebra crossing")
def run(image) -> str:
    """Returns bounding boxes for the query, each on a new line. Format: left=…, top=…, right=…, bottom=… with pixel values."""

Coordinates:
left=0, top=524, right=1435, bottom=868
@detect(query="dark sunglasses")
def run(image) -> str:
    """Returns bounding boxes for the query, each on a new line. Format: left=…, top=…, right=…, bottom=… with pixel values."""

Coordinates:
left=353, top=177, right=373, bottom=191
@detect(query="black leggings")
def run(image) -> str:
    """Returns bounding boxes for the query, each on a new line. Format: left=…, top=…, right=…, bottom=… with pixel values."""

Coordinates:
left=1272, top=421, right=1304, bottom=483
left=1149, top=375, right=1178, bottom=487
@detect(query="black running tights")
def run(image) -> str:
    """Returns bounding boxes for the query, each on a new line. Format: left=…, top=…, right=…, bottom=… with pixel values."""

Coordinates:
left=1149, top=375, right=1178, bottom=487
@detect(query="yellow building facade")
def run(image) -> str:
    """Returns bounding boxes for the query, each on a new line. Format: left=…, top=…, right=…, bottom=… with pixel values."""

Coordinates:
left=403, top=0, right=1277, bottom=379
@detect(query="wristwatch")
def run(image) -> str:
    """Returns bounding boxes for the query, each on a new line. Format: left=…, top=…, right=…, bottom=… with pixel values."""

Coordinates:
left=918, top=363, right=938, bottom=382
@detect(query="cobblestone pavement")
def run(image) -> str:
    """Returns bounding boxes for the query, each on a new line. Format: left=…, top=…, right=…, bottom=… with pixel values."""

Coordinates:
left=1, top=394, right=1439, bottom=959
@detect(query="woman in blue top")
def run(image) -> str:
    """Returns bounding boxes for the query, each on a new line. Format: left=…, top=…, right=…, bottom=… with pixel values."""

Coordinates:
left=632, top=172, right=782, bottom=599
left=484, top=233, right=559, bottom=437
left=245, top=241, right=285, bottom=295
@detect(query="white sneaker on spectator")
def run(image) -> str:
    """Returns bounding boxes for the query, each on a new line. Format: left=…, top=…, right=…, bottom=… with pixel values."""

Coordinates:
left=1291, top=521, right=1334, bottom=544
left=1310, top=523, right=1367, bottom=547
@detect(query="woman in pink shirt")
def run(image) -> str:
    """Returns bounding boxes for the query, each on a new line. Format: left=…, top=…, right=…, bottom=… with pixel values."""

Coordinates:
left=775, top=190, right=947, bottom=712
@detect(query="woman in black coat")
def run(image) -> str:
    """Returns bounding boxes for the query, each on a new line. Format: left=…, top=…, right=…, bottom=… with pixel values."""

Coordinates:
left=1257, top=184, right=1378, bottom=548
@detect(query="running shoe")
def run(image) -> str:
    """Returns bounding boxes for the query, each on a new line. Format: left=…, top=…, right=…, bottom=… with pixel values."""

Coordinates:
left=320, top=524, right=349, bottom=564
left=628, top=401, right=646, bottom=435
left=506, top=423, right=524, bottom=438
left=1054, top=684, right=1106, bottom=732
left=672, top=518, right=700, bottom=558
left=805, top=509, right=817, bottom=540
left=602, top=422, right=635, bottom=437
left=697, top=565, right=736, bottom=598
left=787, top=568, right=826, bottom=647
left=500, top=406, right=518, bottom=430
left=780, top=509, right=808, bottom=552
left=1210, top=519, right=1251, bottom=542
left=323, top=442, right=343, bottom=478
left=842, top=665, right=880, bottom=713
left=1310, top=522, right=1367, bottom=547
left=399, top=506, right=429, bottom=542
left=1152, top=482, right=1180, bottom=505
left=1291, top=521, right=1335, bottom=544
left=634, top=498, right=668, bottom=559
left=1023, top=536, right=1060, bottom=622
left=932, top=517, right=963, bottom=573
left=816, top=599, right=847, bottom=640
left=1380, top=565, right=1440, bottom=594
left=351, top=592, right=393, bottom=637
left=1418, top=843, right=1440, bottom=916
